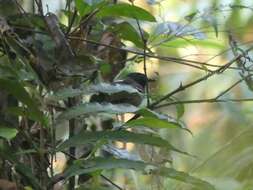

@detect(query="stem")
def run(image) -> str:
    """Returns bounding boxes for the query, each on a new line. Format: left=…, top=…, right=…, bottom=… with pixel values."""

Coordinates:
left=68, top=97, right=76, bottom=190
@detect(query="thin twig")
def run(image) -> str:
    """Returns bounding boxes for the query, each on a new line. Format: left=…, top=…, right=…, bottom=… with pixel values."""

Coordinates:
left=150, top=45, right=253, bottom=108
left=155, top=98, right=253, bottom=108
left=101, top=174, right=124, bottom=190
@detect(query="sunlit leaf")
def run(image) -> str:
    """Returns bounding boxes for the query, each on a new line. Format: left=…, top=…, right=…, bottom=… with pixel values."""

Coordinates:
left=75, top=0, right=91, bottom=17
left=97, top=3, right=156, bottom=22
left=0, top=126, right=18, bottom=140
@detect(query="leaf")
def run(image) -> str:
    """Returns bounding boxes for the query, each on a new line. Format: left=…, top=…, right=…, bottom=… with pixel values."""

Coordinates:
left=136, top=108, right=191, bottom=133
left=50, top=83, right=141, bottom=100
left=0, top=145, right=41, bottom=189
left=96, top=3, right=156, bottom=22
left=63, top=157, right=215, bottom=190
left=153, top=21, right=206, bottom=40
left=0, top=126, right=18, bottom=140
left=176, top=103, right=185, bottom=119
left=110, top=22, right=144, bottom=48
left=7, top=107, right=48, bottom=126
left=57, top=130, right=174, bottom=151
left=157, top=167, right=216, bottom=190
left=201, top=11, right=218, bottom=37
left=184, top=11, right=199, bottom=22
left=126, top=117, right=181, bottom=130
left=75, top=0, right=91, bottom=17
left=63, top=157, right=154, bottom=178
left=57, top=103, right=139, bottom=121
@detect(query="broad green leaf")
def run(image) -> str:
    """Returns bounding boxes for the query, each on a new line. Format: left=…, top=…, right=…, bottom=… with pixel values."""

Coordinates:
left=63, top=157, right=153, bottom=178
left=75, top=0, right=91, bottom=17
left=57, top=130, right=174, bottom=151
left=0, top=79, right=46, bottom=126
left=57, top=103, right=139, bottom=121
left=7, top=107, right=47, bottom=125
left=96, top=3, right=156, bottom=22
left=176, top=103, right=185, bottom=119
left=201, top=13, right=218, bottom=37
left=126, top=117, right=180, bottom=129
left=136, top=108, right=191, bottom=133
left=50, top=83, right=140, bottom=100
left=63, top=157, right=215, bottom=190
left=0, top=79, right=36, bottom=109
left=157, top=167, right=215, bottom=190
left=0, top=126, right=18, bottom=140
left=110, top=22, right=144, bottom=48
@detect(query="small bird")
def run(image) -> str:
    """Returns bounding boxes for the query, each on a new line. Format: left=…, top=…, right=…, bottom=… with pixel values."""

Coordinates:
left=90, top=72, right=149, bottom=106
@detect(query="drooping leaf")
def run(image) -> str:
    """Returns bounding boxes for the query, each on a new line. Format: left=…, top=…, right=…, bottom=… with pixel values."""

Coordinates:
left=110, top=22, right=144, bottom=48
left=57, top=103, right=139, bottom=121
left=136, top=108, right=191, bottom=133
left=6, top=107, right=47, bottom=125
left=201, top=10, right=218, bottom=37
left=63, top=157, right=154, bottom=178
left=0, top=79, right=45, bottom=125
left=63, top=157, right=215, bottom=190
left=50, top=83, right=141, bottom=100
left=126, top=117, right=181, bottom=130
left=97, top=3, right=156, bottom=22
left=57, top=130, right=175, bottom=151
left=157, top=167, right=216, bottom=190
left=75, top=0, right=91, bottom=17
left=0, top=126, right=18, bottom=140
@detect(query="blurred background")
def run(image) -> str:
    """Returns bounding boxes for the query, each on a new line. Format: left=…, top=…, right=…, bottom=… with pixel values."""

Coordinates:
left=22, top=0, right=253, bottom=189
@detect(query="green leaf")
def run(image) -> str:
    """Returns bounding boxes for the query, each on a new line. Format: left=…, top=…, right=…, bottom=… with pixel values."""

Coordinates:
left=63, top=157, right=153, bottom=178
left=0, top=79, right=46, bottom=126
left=136, top=108, right=191, bottom=134
left=126, top=117, right=180, bottom=129
left=97, top=3, right=156, bottom=22
left=7, top=107, right=48, bottom=126
left=157, top=167, right=216, bottom=190
left=63, top=157, right=215, bottom=190
left=176, top=103, right=185, bottom=119
left=57, top=130, right=174, bottom=151
left=0, top=126, right=18, bottom=140
left=110, top=22, right=144, bottom=48
left=0, top=79, right=36, bottom=109
left=57, top=103, right=139, bottom=121
left=0, top=145, right=41, bottom=189
left=50, top=83, right=141, bottom=100
left=75, top=0, right=91, bottom=17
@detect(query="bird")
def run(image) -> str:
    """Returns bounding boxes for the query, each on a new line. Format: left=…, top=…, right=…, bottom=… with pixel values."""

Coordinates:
left=90, top=72, right=149, bottom=106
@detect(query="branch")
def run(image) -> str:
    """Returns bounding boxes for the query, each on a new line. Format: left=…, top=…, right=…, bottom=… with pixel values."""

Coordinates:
left=149, top=45, right=253, bottom=108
